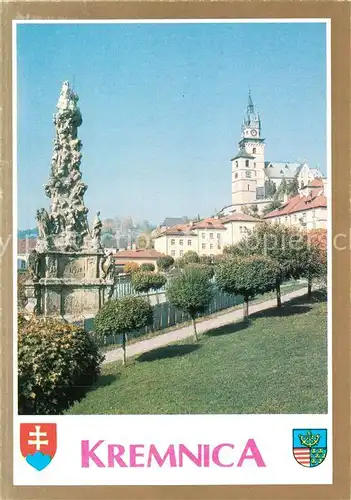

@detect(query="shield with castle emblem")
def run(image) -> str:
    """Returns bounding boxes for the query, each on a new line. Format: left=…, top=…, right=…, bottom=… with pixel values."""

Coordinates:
left=293, top=429, right=327, bottom=467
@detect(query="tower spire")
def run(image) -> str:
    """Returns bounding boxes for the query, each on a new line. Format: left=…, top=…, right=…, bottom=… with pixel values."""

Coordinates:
left=247, top=87, right=255, bottom=118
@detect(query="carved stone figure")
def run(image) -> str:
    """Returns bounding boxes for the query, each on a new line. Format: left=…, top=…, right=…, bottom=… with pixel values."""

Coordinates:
left=100, top=251, right=114, bottom=280
left=28, top=250, right=41, bottom=281
left=91, top=211, right=102, bottom=248
left=36, top=209, right=51, bottom=239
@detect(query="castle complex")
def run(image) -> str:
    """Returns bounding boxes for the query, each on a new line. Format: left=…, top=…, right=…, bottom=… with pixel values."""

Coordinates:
left=220, top=91, right=325, bottom=216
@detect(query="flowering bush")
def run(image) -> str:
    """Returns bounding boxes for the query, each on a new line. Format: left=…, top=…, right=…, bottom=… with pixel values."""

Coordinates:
left=123, top=261, right=139, bottom=274
left=18, top=315, right=104, bottom=415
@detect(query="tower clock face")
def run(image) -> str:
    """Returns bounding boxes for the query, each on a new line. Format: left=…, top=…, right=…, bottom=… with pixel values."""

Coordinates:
left=251, top=129, right=257, bottom=137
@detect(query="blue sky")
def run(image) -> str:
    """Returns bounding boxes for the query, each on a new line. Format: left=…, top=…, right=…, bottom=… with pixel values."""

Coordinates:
left=17, top=22, right=327, bottom=229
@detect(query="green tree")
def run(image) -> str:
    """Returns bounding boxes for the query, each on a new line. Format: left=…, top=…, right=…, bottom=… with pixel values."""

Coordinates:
left=156, top=255, right=174, bottom=272
left=177, top=250, right=200, bottom=268
left=140, top=263, right=155, bottom=272
left=262, top=200, right=283, bottom=216
left=301, top=233, right=327, bottom=297
left=94, top=296, right=153, bottom=366
left=199, top=255, right=212, bottom=265
left=242, top=204, right=260, bottom=218
left=166, top=267, right=213, bottom=341
left=131, top=271, right=155, bottom=301
left=286, top=175, right=299, bottom=198
left=216, top=256, right=280, bottom=320
left=150, top=272, right=167, bottom=303
left=265, top=179, right=277, bottom=199
left=186, top=263, right=214, bottom=280
left=224, top=222, right=311, bottom=307
left=276, top=178, right=288, bottom=200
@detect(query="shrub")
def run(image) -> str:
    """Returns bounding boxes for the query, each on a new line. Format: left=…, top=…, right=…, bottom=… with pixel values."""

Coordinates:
left=199, top=255, right=213, bottom=265
left=17, top=269, right=29, bottom=309
left=140, top=263, right=155, bottom=272
left=156, top=255, right=174, bottom=272
left=94, top=296, right=153, bottom=365
left=179, top=250, right=200, bottom=266
left=123, top=261, right=139, bottom=274
left=166, top=266, right=213, bottom=341
left=18, top=315, right=104, bottom=415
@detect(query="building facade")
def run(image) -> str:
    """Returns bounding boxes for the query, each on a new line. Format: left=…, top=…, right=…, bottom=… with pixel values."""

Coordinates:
left=153, top=215, right=262, bottom=258
left=224, top=91, right=326, bottom=216
left=263, top=179, right=327, bottom=229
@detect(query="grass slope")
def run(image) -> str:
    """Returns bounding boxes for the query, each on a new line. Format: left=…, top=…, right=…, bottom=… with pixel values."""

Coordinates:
left=67, top=292, right=327, bottom=415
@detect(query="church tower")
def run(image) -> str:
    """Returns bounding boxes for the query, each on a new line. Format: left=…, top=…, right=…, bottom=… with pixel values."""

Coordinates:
left=231, top=91, right=266, bottom=205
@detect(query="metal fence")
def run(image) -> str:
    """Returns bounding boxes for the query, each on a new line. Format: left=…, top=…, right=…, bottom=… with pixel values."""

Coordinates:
left=87, top=289, right=243, bottom=348
left=113, top=274, right=166, bottom=299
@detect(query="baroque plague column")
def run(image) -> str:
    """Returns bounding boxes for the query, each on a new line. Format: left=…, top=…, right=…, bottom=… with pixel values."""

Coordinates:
left=25, top=81, right=114, bottom=317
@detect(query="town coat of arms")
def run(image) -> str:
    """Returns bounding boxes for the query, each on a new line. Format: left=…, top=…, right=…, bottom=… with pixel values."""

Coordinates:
left=293, top=429, right=327, bottom=467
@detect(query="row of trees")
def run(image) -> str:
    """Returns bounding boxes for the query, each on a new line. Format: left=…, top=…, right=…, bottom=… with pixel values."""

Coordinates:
left=94, top=224, right=327, bottom=366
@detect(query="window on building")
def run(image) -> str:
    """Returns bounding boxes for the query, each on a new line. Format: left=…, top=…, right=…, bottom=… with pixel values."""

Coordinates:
left=312, top=210, right=316, bottom=219
left=171, top=250, right=175, bottom=256
left=202, top=233, right=206, bottom=239
left=171, top=239, right=175, bottom=245
left=234, top=173, right=238, bottom=178
left=179, top=250, right=184, bottom=257
left=285, top=216, right=288, bottom=224
left=202, top=243, right=206, bottom=249
left=253, top=147, right=256, bottom=154
left=210, top=233, right=214, bottom=239
left=302, top=212, right=307, bottom=219
left=235, top=161, right=238, bottom=168
left=179, top=239, right=183, bottom=246
left=254, top=162, right=256, bottom=168
left=255, top=171, right=257, bottom=176
left=247, top=185, right=250, bottom=191
left=245, top=160, right=249, bottom=167
left=217, top=233, right=220, bottom=239
left=246, top=171, right=252, bottom=178
left=210, top=244, right=214, bottom=249
left=187, top=239, right=192, bottom=246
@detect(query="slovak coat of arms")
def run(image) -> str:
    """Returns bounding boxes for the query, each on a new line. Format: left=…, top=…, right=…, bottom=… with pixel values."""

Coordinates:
left=292, top=429, right=327, bottom=468
left=20, top=423, right=57, bottom=471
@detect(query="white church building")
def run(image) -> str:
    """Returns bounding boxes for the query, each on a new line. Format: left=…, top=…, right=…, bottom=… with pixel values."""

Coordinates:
left=219, top=92, right=325, bottom=216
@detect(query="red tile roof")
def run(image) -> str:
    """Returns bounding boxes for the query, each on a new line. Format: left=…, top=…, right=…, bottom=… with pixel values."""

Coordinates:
left=221, top=213, right=263, bottom=223
left=264, top=189, right=327, bottom=219
left=192, top=217, right=226, bottom=230
left=17, top=239, right=37, bottom=253
left=112, top=249, right=165, bottom=259
left=159, top=223, right=196, bottom=236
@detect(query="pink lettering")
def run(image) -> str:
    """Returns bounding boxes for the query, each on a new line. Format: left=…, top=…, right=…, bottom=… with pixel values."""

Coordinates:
left=179, top=444, right=202, bottom=467
left=212, top=443, right=235, bottom=467
left=81, top=440, right=105, bottom=468
left=147, top=445, right=177, bottom=467
left=237, top=439, right=266, bottom=467
left=130, top=444, right=145, bottom=467
left=203, top=444, right=210, bottom=467
left=108, top=444, right=127, bottom=467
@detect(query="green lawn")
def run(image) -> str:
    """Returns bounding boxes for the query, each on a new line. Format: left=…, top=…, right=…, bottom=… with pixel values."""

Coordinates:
left=67, top=291, right=327, bottom=415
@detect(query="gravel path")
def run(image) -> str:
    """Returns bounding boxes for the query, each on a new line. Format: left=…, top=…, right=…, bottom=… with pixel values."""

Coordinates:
left=103, top=287, right=308, bottom=365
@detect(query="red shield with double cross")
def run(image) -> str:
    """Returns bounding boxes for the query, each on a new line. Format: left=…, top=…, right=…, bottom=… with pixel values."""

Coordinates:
left=20, top=423, right=57, bottom=470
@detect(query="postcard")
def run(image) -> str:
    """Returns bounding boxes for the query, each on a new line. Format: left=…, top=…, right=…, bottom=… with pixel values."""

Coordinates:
left=1, top=4, right=350, bottom=499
